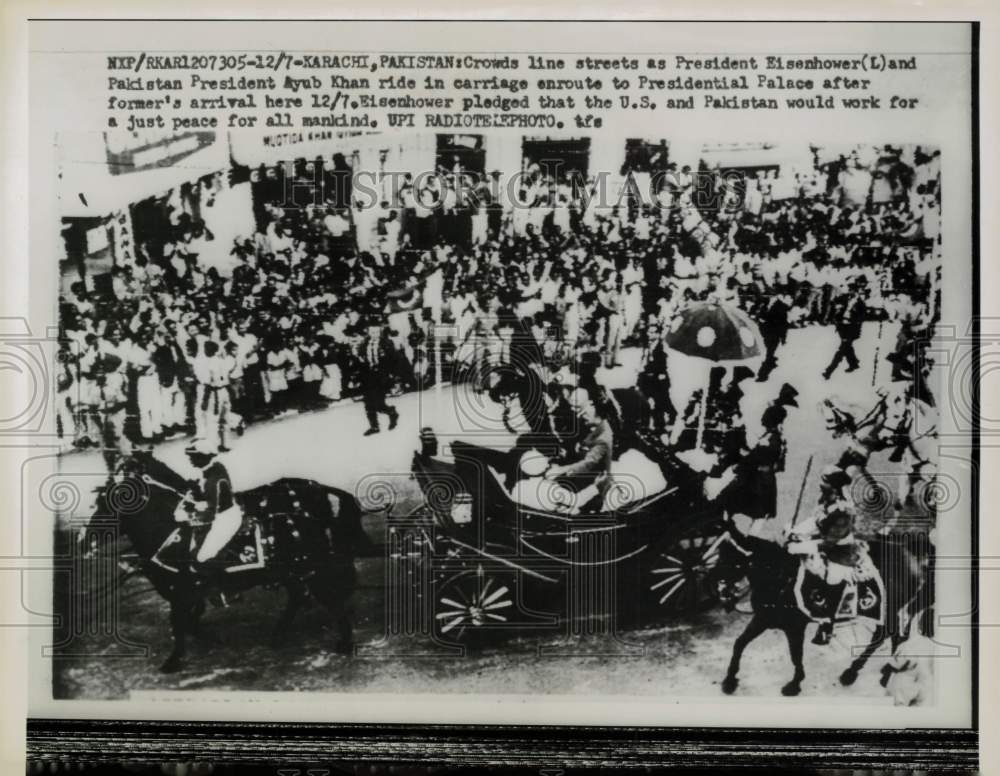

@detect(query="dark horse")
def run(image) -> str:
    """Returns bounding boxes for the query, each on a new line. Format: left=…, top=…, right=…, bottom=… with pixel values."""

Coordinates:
left=717, top=531, right=928, bottom=696
left=86, top=466, right=367, bottom=673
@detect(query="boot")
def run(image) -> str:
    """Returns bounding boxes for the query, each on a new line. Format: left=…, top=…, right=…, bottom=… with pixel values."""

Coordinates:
left=812, top=622, right=833, bottom=645
left=187, top=560, right=212, bottom=589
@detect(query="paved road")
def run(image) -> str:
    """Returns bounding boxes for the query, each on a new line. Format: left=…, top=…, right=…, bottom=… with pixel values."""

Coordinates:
left=53, top=322, right=917, bottom=702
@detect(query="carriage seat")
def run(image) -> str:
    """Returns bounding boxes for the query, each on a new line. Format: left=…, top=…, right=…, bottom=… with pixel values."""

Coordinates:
left=502, top=448, right=671, bottom=516
left=609, top=449, right=668, bottom=500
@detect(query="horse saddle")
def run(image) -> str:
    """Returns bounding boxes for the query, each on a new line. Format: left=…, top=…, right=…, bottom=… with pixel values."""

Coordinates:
left=793, top=557, right=886, bottom=625
left=151, top=519, right=269, bottom=574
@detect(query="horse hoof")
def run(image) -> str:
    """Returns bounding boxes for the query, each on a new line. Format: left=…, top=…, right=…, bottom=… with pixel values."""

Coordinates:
left=721, top=676, right=738, bottom=695
left=839, top=669, right=858, bottom=686
left=781, top=682, right=801, bottom=697
left=879, top=664, right=893, bottom=688
left=160, top=656, right=183, bottom=674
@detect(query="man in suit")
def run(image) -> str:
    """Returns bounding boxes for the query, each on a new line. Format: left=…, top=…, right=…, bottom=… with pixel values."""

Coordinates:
left=359, top=319, right=399, bottom=436
left=756, top=290, right=791, bottom=382
left=544, top=385, right=614, bottom=511
left=822, top=276, right=868, bottom=379
left=637, top=337, right=677, bottom=432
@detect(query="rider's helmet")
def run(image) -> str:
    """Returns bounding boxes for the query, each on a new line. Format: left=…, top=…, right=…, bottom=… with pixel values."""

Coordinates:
left=819, top=464, right=851, bottom=499
left=775, top=382, right=800, bottom=408
left=817, top=503, right=855, bottom=543
left=761, top=403, right=787, bottom=430
left=185, top=438, right=217, bottom=467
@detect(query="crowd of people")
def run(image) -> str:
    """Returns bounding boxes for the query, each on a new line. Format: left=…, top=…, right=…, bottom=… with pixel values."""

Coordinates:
left=57, top=142, right=941, bottom=485
left=59, top=140, right=942, bottom=655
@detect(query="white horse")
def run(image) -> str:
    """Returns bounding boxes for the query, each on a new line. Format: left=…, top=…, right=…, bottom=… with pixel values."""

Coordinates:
left=819, top=382, right=938, bottom=513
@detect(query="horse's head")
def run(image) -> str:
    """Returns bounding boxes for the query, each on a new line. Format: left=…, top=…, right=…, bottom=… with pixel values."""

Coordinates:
left=819, top=397, right=856, bottom=438
left=822, top=392, right=894, bottom=444
left=83, top=466, right=184, bottom=562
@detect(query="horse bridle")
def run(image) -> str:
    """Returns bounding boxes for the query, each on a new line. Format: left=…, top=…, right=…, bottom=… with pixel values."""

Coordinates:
left=852, top=394, right=889, bottom=434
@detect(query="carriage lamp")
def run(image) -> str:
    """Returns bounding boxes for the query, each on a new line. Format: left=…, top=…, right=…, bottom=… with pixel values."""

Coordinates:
left=451, top=493, right=473, bottom=525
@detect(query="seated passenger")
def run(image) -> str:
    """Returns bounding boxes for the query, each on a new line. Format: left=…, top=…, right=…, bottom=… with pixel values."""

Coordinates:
left=542, top=385, right=614, bottom=511
left=509, top=449, right=602, bottom=514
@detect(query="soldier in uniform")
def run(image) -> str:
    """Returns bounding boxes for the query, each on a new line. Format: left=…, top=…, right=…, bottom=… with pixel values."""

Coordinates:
left=717, top=365, right=754, bottom=454
left=675, top=365, right=727, bottom=452
left=711, top=404, right=788, bottom=612
left=636, top=335, right=677, bottom=432
left=740, top=403, right=789, bottom=529
left=787, top=500, right=875, bottom=646
left=887, top=305, right=936, bottom=407
left=181, top=440, right=244, bottom=570
left=822, top=276, right=868, bottom=380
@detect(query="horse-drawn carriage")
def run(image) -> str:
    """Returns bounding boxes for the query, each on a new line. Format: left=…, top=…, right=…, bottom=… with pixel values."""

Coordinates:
left=400, top=431, right=730, bottom=643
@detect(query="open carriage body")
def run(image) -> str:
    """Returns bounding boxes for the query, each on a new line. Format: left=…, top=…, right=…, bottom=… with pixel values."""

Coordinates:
left=402, top=436, right=729, bottom=644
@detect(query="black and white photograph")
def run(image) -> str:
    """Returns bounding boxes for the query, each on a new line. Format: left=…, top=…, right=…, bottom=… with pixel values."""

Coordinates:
left=5, top=15, right=988, bottom=772
left=49, top=130, right=949, bottom=701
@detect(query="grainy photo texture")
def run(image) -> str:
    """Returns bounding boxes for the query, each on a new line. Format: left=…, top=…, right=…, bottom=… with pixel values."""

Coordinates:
left=14, top=23, right=977, bottom=756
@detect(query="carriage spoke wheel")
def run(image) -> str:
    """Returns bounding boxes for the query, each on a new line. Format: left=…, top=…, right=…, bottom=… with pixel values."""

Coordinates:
left=434, top=565, right=514, bottom=643
left=646, top=532, right=723, bottom=614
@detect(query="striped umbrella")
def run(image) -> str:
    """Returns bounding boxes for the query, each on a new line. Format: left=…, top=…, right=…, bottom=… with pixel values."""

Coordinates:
left=665, top=301, right=763, bottom=449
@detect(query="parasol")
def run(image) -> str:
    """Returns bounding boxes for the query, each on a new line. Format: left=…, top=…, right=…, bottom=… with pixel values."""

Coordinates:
left=665, top=301, right=763, bottom=449
left=665, top=301, right=762, bottom=362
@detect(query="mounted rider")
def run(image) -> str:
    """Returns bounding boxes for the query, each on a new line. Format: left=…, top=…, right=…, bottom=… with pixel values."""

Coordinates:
left=180, top=439, right=244, bottom=569
left=823, top=386, right=895, bottom=472
left=709, top=402, right=790, bottom=611
left=787, top=468, right=879, bottom=645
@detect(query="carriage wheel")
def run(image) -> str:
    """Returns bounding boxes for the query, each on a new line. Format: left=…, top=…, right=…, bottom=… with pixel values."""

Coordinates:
left=432, top=564, right=515, bottom=644
left=644, top=529, right=723, bottom=615
left=386, top=506, right=436, bottom=594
